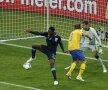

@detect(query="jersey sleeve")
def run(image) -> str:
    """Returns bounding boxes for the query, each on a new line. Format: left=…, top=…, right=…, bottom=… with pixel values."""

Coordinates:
left=51, top=35, right=61, bottom=43
left=56, top=36, right=61, bottom=43
left=57, top=36, right=65, bottom=52
left=29, top=31, right=48, bottom=37
left=92, top=29, right=101, bottom=45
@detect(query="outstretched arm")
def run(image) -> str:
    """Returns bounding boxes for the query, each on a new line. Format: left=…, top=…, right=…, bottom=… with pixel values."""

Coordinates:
left=25, top=29, right=47, bottom=36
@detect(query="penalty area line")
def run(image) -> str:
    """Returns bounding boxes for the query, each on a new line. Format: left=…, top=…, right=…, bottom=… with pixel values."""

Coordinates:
left=0, top=81, right=43, bottom=90
left=1, top=42, right=108, bottom=63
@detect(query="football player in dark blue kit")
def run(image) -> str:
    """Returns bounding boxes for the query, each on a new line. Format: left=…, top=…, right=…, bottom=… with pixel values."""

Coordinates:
left=24, top=26, right=65, bottom=85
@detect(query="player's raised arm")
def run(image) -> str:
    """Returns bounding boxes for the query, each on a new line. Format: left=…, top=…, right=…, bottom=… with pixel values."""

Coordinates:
left=25, top=29, right=47, bottom=36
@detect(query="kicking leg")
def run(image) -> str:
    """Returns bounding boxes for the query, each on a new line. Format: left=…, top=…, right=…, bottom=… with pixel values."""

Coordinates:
left=26, top=44, right=43, bottom=63
left=66, top=61, right=77, bottom=79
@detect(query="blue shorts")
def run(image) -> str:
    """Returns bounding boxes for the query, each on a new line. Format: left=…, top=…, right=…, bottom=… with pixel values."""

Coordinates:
left=41, top=45, right=56, bottom=60
left=69, top=50, right=85, bottom=61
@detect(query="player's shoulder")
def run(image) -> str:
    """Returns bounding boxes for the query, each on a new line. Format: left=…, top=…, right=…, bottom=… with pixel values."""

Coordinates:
left=52, top=33, right=61, bottom=42
left=81, top=28, right=85, bottom=32
left=89, top=27, right=96, bottom=31
left=75, top=29, right=83, bottom=34
left=73, top=29, right=82, bottom=32
left=89, top=27, right=97, bottom=33
left=54, top=33, right=60, bottom=37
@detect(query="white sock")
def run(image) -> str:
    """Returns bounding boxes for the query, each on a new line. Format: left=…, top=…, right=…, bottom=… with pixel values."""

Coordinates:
left=97, top=58, right=106, bottom=70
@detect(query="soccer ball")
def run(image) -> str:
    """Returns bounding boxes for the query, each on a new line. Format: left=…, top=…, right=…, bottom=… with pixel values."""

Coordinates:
left=23, top=63, right=31, bottom=70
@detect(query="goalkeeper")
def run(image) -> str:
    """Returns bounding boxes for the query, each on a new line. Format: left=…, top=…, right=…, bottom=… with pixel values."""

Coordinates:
left=65, top=20, right=107, bottom=73
left=24, top=26, right=65, bottom=85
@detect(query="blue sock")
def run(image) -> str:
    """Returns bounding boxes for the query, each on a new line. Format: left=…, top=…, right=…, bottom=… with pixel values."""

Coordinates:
left=32, top=48, right=36, bottom=58
left=51, top=68, right=57, bottom=81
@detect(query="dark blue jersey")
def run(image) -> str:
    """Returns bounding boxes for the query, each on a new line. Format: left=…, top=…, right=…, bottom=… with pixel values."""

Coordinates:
left=29, top=31, right=64, bottom=54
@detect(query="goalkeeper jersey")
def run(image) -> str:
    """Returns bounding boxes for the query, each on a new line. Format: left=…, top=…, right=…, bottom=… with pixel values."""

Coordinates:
left=81, top=27, right=101, bottom=45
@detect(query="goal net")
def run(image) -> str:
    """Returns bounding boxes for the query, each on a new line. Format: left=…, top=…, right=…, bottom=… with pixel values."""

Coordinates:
left=0, top=0, right=108, bottom=45
left=0, top=0, right=47, bottom=41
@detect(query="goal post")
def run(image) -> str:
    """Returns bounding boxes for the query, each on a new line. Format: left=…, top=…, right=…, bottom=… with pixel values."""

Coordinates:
left=0, top=0, right=108, bottom=45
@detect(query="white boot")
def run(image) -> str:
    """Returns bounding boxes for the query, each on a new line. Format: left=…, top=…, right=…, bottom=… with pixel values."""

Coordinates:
left=26, top=57, right=36, bottom=63
left=64, top=66, right=70, bottom=70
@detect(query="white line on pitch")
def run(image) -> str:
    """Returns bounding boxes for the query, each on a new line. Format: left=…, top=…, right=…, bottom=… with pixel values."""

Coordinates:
left=0, top=81, right=43, bottom=90
left=0, top=42, right=108, bottom=62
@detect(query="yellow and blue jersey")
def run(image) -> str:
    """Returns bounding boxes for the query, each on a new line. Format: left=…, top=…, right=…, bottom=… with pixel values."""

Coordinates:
left=68, top=29, right=85, bottom=60
left=68, top=29, right=83, bottom=51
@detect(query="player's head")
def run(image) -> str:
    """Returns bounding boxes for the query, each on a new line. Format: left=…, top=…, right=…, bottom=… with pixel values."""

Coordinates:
left=81, top=20, right=90, bottom=30
left=48, top=26, right=55, bottom=35
left=74, top=23, right=81, bottom=29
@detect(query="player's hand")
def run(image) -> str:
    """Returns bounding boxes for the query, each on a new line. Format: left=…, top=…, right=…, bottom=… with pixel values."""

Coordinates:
left=64, top=50, right=69, bottom=53
left=24, top=29, right=31, bottom=33
left=98, top=46, right=104, bottom=55
left=99, top=45, right=102, bottom=47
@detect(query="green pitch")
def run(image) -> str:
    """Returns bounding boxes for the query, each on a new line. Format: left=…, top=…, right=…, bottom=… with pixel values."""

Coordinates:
left=0, top=8, right=108, bottom=90
left=0, top=38, right=108, bottom=90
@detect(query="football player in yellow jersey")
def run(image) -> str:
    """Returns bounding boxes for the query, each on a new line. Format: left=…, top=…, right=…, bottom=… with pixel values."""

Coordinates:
left=66, top=24, right=92, bottom=81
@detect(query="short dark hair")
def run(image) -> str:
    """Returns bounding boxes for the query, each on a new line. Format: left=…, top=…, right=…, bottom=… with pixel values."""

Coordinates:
left=74, top=23, right=81, bottom=29
left=49, top=26, right=55, bottom=32
left=82, top=20, right=89, bottom=25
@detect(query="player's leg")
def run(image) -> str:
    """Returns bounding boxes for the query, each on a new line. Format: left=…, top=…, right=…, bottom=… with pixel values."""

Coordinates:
left=49, top=59, right=58, bottom=85
left=64, top=47, right=88, bottom=70
left=88, top=45, right=107, bottom=73
left=93, top=51, right=107, bottom=73
left=26, top=44, right=43, bottom=63
left=66, top=61, right=77, bottom=79
left=50, top=60, right=58, bottom=85
left=72, top=50, right=86, bottom=81
left=47, top=53, right=58, bottom=85
left=76, top=60, right=87, bottom=81
left=66, top=50, right=80, bottom=79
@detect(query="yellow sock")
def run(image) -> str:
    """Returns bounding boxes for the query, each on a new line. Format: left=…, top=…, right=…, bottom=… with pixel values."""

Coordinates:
left=77, top=63, right=86, bottom=77
left=67, top=62, right=76, bottom=75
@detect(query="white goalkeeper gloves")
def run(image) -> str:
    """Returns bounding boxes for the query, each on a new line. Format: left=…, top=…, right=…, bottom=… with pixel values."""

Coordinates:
left=98, top=45, right=104, bottom=55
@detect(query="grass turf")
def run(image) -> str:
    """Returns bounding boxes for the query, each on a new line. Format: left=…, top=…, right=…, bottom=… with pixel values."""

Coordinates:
left=0, top=38, right=108, bottom=90
left=0, top=8, right=108, bottom=90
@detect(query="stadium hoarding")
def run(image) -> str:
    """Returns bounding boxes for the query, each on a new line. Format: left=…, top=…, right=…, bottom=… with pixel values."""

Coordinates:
left=0, top=0, right=108, bottom=22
